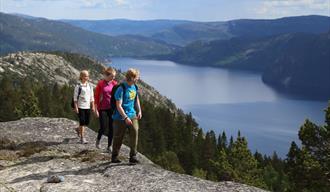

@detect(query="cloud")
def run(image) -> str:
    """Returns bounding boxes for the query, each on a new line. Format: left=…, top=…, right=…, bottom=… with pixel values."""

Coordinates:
left=8, top=0, right=130, bottom=8
left=256, top=0, right=330, bottom=17
left=114, top=0, right=127, bottom=5
left=80, top=0, right=129, bottom=8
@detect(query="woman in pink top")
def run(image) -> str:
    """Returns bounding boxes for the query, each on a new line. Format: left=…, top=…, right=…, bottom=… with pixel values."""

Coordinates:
left=94, top=67, right=117, bottom=152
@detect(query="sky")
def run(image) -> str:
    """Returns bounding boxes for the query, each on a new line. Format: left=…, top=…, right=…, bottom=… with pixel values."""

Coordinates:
left=0, top=0, right=329, bottom=21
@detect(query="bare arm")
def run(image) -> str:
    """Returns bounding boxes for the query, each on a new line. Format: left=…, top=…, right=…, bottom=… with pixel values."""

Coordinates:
left=116, top=100, right=132, bottom=125
left=74, top=101, right=79, bottom=113
left=90, top=85, right=95, bottom=111
left=116, top=100, right=126, bottom=119
left=73, top=85, right=79, bottom=113
left=135, top=95, right=142, bottom=119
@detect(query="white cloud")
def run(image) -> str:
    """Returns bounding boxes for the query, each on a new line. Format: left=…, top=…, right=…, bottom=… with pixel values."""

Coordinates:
left=80, top=0, right=129, bottom=8
left=7, top=0, right=130, bottom=9
left=114, top=0, right=127, bottom=6
left=256, top=0, right=330, bottom=17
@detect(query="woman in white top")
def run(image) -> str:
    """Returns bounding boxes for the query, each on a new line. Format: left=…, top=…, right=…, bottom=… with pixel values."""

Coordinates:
left=74, top=70, right=95, bottom=144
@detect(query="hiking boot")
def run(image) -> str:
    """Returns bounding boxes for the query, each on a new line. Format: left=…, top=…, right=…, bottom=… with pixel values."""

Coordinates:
left=95, top=139, right=101, bottom=149
left=111, top=156, right=121, bottom=163
left=129, top=156, right=140, bottom=164
left=81, top=138, right=88, bottom=144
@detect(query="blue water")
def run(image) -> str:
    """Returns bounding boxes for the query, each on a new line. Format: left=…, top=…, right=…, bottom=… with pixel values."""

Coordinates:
left=110, top=58, right=328, bottom=157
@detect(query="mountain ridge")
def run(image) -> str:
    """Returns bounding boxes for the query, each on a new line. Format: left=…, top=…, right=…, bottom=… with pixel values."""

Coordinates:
left=62, top=15, right=330, bottom=46
left=0, top=12, right=177, bottom=59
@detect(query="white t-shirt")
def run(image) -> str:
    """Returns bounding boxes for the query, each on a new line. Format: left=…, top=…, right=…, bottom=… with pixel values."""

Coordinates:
left=73, top=82, right=94, bottom=109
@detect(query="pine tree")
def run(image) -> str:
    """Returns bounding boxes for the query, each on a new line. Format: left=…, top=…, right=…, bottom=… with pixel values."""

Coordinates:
left=194, top=129, right=204, bottom=167
left=0, top=76, right=19, bottom=121
left=286, top=104, right=330, bottom=192
left=228, top=136, right=234, bottom=150
left=210, top=149, right=236, bottom=181
left=162, top=108, right=177, bottom=151
left=155, top=151, right=185, bottom=174
left=229, top=133, right=266, bottom=188
left=15, top=89, right=41, bottom=118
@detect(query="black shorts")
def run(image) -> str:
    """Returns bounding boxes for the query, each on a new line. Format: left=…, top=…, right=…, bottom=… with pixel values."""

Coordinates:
left=78, top=109, right=91, bottom=126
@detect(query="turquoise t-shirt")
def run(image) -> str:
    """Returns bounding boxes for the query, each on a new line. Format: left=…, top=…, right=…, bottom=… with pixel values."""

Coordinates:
left=112, top=82, right=137, bottom=120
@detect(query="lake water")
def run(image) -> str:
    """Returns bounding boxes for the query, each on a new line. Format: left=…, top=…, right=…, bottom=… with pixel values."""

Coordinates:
left=110, top=58, right=328, bottom=157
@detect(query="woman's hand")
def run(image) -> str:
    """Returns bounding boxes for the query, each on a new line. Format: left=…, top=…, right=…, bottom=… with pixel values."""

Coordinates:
left=137, top=111, right=142, bottom=120
left=125, top=117, right=133, bottom=126
left=94, top=110, right=99, bottom=118
left=74, top=107, right=79, bottom=114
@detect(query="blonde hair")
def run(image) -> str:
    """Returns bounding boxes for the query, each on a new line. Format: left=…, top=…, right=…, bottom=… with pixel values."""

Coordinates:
left=103, top=67, right=116, bottom=77
left=125, top=68, right=140, bottom=81
left=79, top=70, right=89, bottom=81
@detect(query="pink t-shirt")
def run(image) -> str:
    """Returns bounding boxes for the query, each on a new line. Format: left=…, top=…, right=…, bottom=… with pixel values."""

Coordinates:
left=95, top=80, right=117, bottom=110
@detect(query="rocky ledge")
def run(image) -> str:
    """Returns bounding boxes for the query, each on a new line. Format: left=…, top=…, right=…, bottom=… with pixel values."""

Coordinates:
left=0, top=118, right=266, bottom=192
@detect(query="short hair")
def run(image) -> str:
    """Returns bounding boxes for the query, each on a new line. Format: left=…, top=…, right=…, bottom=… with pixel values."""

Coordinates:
left=79, top=70, right=89, bottom=81
left=126, top=68, right=140, bottom=81
left=103, top=67, right=116, bottom=76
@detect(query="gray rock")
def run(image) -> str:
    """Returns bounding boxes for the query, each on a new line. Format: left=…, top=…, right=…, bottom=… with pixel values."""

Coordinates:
left=0, top=118, right=267, bottom=192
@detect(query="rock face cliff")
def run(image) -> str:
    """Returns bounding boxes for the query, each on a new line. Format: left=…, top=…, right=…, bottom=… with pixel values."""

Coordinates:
left=0, top=118, right=266, bottom=192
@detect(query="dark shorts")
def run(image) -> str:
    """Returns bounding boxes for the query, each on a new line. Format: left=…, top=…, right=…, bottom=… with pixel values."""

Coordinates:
left=78, top=108, right=91, bottom=126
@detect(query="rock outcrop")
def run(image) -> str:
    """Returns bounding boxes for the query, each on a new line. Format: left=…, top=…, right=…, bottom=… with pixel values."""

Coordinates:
left=0, top=118, right=267, bottom=192
left=0, top=52, right=176, bottom=112
left=0, top=52, right=81, bottom=85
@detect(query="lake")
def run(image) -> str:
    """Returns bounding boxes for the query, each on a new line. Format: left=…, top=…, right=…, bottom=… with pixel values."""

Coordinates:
left=110, top=58, right=328, bottom=157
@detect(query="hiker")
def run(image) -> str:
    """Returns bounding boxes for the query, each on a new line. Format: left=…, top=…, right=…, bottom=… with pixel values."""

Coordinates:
left=73, top=70, right=95, bottom=144
left=111, top=68, right=142, bottom=164
left=94, top=67, right=117, bottom=152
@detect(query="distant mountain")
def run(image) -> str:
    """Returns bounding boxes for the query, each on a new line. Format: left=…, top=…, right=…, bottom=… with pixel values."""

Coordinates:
left=261, top=32, right=330, bottom=99
left=162, top=31, right=330, bottom=99
left=63, top=15, right=330, bottom=46
left=62, top=19, right=232, bottom=46
left=11, top=13, right=41, bottom=20
left=61, top=19, right=191, bottom=37
left=0, top=13, right=176, bottom=59
left=227, top=15, right=330, bottom=37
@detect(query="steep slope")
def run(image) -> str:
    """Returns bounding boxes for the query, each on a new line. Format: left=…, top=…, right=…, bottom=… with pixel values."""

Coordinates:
left=227, top=15, right=330, bottom=37
left=0, top=51, right=175, bottom=111
left=0, top=117, right=267, bottom=192
left=0, top=12, right=176, bottom=59
left=261, top=32, right=330, bottom=98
